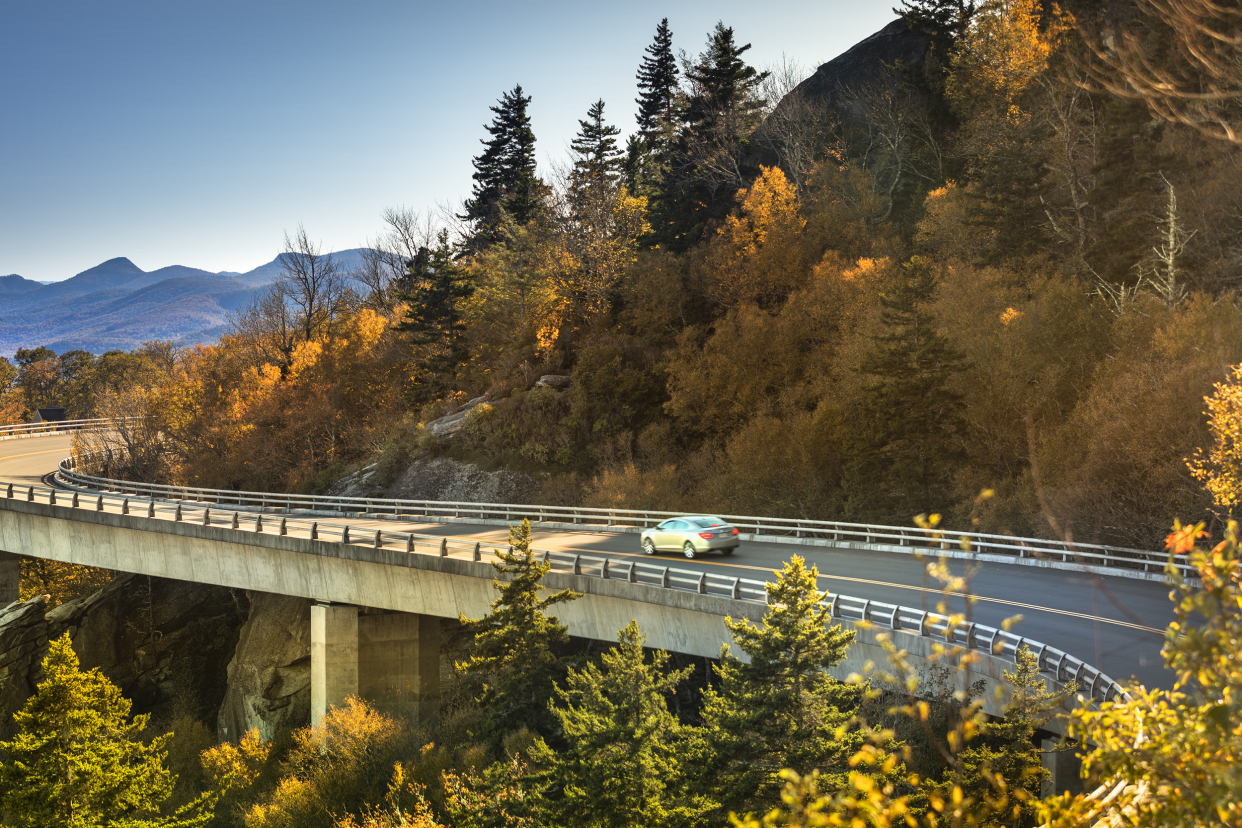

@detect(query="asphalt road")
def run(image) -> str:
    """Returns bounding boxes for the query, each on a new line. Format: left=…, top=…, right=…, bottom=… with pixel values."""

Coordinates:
left=0, top=434, right=1177, bottom=689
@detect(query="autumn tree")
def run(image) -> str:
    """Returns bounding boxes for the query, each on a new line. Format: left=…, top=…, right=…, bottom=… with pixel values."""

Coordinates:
left=1189, top=362, right=1242, bottom=516
left=457, top=519, right=580, bottom=742
left=278, top=224, right=350, bottom=346
left=0, top=634, right=215, bottom=827
left=1078, top=0, right=1242, bottom=145
left=700, top=556, right=862, bottom=815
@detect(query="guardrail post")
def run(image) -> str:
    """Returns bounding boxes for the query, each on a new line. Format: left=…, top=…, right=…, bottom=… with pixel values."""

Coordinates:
left=573, top=555, right=581, bottom=575
left=891, top=606, right=900, bottom=630
left=373, top=530, right=381, bottom=549
left=147, top=501, right=155, bottom=518
left=989, top=628, right=1000, bottom=653
left=72, top=492, right=80, bottom=508
left=256, top=515, right=264, bottom=533
left=280, top=518, right=288, bottom=537
left=439, top=538, right=447, bottom=557
left=919, top=612, right=928, bottom=635
left=829, top=594, right=840, bottom=617
left=861, top=600, right=870, bottom=622
left=406, top=535, right=414, bottom=553
left=473, top=542, right=481, bottom=562
left=602, top=559, right=610, bottom=578
left=661, top=568, right=670, bottom=588
left=48, top=490, right=56, bottom=506
left=965, top=623, right=975, bottom=649
left=311, top=523, right=318, bottom=540
left=175, top=504, right=182, bottom=521
left=26, top=487, right=33, bottom=502
left=697, top=573, right=706, bottom=594
left=732, top=578, right=740, bottom=599
left=342, top=525, right=350, bottom=544
left=231, top=512, right=239, bottom=529
left=203, top=508, right=211, bottom=526
left=121, top=499, right=129, bottom=515
left=4, top=484, right=11, bottom=498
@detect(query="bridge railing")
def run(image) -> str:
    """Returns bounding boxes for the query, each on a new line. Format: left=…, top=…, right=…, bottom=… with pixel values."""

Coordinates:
left=56, top=454, right=1188, bottom=578
left=2, top=480, right=1132, bottom=708
left=0, top=417, right=141, bottom=438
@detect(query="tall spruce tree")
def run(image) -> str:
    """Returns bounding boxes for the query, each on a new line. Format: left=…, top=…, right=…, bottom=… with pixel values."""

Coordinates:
left=651, top=22, right=769, bottom=249
left=396, top=230, right=474, bottom=402
left=896, top=0, right=977, bottom=57
left=531, top=621, right=714, bottom=828
left=461, top=85, right=541, bottom=243
left=699, top=557, right=863, bottom=815
left=570, top=99, right=624, bottom=190
left=457, top=519, right=581, bottom=742
left=635, top=18, right=679, bottom=144
left=848, top=256, right=967, bottom=521
left=0, top=635, right=215, bottom=827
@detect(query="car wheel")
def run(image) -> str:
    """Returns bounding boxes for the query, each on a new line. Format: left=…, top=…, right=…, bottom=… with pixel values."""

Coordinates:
left=723, top=547, right=735, bottom=556
left=683, top=542, right=696, bottom=559
left=642, top=539, right=656, bottom=555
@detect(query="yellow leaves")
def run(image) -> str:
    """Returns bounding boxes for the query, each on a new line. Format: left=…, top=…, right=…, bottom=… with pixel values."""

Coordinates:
left=947, top=0, right=1074, bottom=121
left=720, top=165, right=805, bottom=259
left=1189, top=363, right=1242, bottom=509
left=999, top=307, right=1024, bottom=326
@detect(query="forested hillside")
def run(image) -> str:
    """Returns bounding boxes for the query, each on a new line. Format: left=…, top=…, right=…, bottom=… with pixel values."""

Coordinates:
left=12, top=0, right=1242, bottom=551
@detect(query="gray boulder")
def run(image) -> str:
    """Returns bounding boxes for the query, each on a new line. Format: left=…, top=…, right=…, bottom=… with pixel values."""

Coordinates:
left=216, top=592, right=313, bottom=743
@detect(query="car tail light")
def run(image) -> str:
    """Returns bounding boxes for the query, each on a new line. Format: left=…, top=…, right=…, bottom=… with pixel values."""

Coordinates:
left=698, top=532, right=713, bottom=539
left=731, top=528, right=739, bottom=535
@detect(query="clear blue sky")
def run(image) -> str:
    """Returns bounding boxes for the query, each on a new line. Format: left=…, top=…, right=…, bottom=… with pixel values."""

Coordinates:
left=0, top=1, right=897, bottom=282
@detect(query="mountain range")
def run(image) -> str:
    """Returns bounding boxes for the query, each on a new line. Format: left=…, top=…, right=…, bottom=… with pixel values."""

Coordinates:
left=0, top=249, right=369, bottom=357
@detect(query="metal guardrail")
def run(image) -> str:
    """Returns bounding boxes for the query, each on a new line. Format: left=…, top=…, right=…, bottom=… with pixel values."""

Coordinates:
left=0, top=417, right=141, bottom=438
left=1, top=479, right=1131, bottom=707
left=56, top=454, right=1188, bottom=579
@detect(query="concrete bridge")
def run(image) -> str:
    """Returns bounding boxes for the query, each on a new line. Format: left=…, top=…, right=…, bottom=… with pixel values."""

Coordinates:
left=0, top=430, right=1173, bottom=744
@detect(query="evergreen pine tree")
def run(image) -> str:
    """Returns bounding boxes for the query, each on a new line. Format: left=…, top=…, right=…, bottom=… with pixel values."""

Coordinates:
left=396, top=230, right=475, bottom=403
left=531, top=621, right=714, bottom=828
left=920, top=645, right=1078, bottom=824
left=570, top=99, right=624, bottom=191
left=457, top=519, right=581, bottom=742
left=699, top=557, right=863, bottom=815
left=848, top=256, right=967, bottom=521
left=650, top=22, right=769, bottom=250
left=0, top=635, right=215, bottom=827
left=896, top=0, right=977, bottom=57
left=460, top=85, right=541, bottom=243
left=635, top=18, right=678, bottom=144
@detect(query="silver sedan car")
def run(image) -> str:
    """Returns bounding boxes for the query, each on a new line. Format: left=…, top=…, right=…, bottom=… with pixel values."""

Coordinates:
left=640, top=515, right=740, bottom=558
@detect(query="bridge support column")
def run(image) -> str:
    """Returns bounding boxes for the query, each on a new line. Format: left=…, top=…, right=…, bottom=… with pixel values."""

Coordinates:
left=311, top=604, right=359, bottom=725
left=0, top=552, right=21, bottom=607
left=311, top=604, right=440, bottom=728
left=359, top=611, right=440, bottom=728
left=1041, top=739, right=1083, bottom=797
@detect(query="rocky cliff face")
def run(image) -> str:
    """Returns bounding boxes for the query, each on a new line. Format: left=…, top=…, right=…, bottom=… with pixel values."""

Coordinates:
left=0, top=575, right=250, bottom=738
left=329, top=456, right=537, bottom=505
left=216, top=591, right=313, bottom=743
left=786, top=18, right=928, bottom=115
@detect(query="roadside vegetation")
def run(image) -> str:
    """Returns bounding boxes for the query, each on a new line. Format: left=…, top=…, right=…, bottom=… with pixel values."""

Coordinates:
left=2, top=0, right=1242, bottom=823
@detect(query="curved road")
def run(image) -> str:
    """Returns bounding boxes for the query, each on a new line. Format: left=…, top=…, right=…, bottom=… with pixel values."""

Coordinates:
left=0, top=434, right=1176, bottom=690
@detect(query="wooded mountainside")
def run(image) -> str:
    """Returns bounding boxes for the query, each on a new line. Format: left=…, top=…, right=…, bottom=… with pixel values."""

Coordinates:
left=9, top=0, right=1242, bottom=550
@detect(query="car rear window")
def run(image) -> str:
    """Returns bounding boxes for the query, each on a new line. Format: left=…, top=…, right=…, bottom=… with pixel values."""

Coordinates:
left=690, top=518, right=722, bottom=528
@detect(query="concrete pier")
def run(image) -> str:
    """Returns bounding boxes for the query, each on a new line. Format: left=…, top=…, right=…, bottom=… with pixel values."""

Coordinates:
left=312, top=603, right=441, bottom=727
left=0, top=551, right=20, bottom=606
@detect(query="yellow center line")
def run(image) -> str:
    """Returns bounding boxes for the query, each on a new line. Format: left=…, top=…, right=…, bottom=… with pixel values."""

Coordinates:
left=597, top=549, right=1165, bottom=636
left=0, top=448, right=69, bottom=461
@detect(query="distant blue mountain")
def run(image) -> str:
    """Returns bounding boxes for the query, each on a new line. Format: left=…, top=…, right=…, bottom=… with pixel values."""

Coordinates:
left=0, top=248, right=375, bottom=356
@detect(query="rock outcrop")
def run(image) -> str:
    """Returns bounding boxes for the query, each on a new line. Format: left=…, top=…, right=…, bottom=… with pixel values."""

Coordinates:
left=329, top=455, right=537, bottom=504
left=423, top=394, right=490, bottom=439
left=216, top=592, right=313, bottom=743
left=785, top=18, right=927, bottom=116
left=0, top=575, right=251, bottom=738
